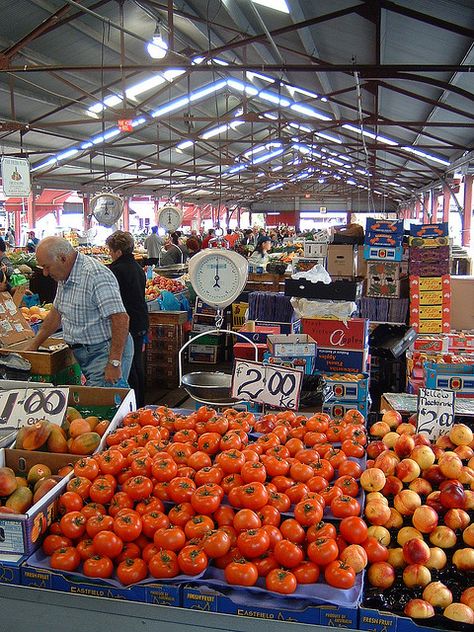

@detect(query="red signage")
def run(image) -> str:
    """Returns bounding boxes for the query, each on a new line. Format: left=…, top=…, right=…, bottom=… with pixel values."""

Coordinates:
left=301, top=318, right=368, bottom=351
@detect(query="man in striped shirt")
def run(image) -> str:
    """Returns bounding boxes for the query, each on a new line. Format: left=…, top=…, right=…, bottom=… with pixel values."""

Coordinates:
left=25, top=236, right=133, bottom=387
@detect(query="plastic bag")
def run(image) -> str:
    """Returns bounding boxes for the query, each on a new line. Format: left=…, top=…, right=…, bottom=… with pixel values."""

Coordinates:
left=22, top=293, right=40, bottom=308
left=291, top=263, right=332, bottom=284
left=9, top=273, right=28, bottom=288
left=291, top=297, right=357, bottom=322
left=158, top=290, right=181, bottom=311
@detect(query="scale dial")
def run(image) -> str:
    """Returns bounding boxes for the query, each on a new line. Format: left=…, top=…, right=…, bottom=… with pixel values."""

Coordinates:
left=189, top=249, right=248, bottom=310
left=157, top=205, right=182, bottom=232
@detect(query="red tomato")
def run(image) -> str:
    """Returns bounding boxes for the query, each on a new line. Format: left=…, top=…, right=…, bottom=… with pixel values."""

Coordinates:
left=294, top=499, right=324, bottom=526
left=140, top=511, right=169, bottom=539
left=92, top=530, right=123, bottom=559
left=265, top=568, right=297, bottom=594
left=177, top=545, right=208, bottom=575
left=122, top=476, right=154, bottom=501
left=80, top=503, right=106, bottom=520
left=334, top=476, right=359, bottom=498
left=58, top=492, right=83, bottom=514
left=202, top=529, right=232, bottom=558
left=214, top=505, right=235, bottom=527
left=258, top=505, right=281, bottom=527
left=148, top=550, right=180, bottom=579
left=330, top=495, right=361, bottom=518
left=154, top=526, right=186, bottom=552
left=89, top=479, right=115, bottom=505
left=116, top=557, right=148, bottom=585
left=116, top=542, right=141, bottom=564
left=42, top=535, right=72, bottom=556
left=191, top=484, right=223, bottom=515
left=324, top=560, right=356, bottom=588
left=98, top=450, right=126, bottom=476
left=225, top=560, right=258, bottom=586
left=113, top=511, right=143, bottom=542
left=339, top=516, right=368, bottom=544
left=233, top=509, right=261, bottom=533
left=167, top=477, right=196, bottom=504
left=307, top=521, right=337, bottom=542
left=76, top=538, right=95, bottom=561
left=50, top=547, right=81, bottom=571
left=86, top=514, right=114, bottom=538
left=362, top=536, right=389, bottom=563
left=168, top=502, right=195, bottom=527
left=293, top=561, right=320, bottom=584
left=83, top=555, right=114, bottom=579
left=279, top=518, right=305, bottom=544
left=307, top=538, right=339, bottom=566
left=267, top=491, right=291, bottom=513
left=237, top=528, right=271, bottom=558
left=60, top=511, right=87, bottom=539
left=286, top=482, right=309, bottom=505
left=338, top=460, right=363, bottom=479
left=184, top=515, right=215, bottom=540
left=108, top=491, right=134, bottom=517
left=74, top=457, right=100, bottom=481
left=273, top=539, right=304, bottom=568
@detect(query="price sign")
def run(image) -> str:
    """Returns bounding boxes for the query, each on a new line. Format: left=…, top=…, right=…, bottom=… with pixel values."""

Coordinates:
left=417, top=387, right=455, bottom=441
left=0, top=387, right=69, bottom=430
left=231, top=360, right=303, bottom=410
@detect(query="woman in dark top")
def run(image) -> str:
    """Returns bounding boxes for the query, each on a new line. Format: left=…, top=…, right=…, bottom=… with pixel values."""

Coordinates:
left=106, top=231, right=149, bottom=407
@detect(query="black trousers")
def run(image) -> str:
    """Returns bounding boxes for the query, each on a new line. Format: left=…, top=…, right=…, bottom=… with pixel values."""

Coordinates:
left=129, top=331, right=146, bottom=408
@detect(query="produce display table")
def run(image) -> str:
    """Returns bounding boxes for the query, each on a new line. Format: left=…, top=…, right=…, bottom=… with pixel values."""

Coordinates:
left=0, top=584, right=356, bottom=632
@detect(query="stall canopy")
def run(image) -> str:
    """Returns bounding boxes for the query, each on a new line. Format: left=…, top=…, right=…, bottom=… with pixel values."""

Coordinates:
left=5, top=190, right=72, bottom=223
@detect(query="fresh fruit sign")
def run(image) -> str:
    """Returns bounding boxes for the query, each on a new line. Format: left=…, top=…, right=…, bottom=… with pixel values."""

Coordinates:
left=0, top=387, right=68, bottom=430
left=417, top=387, right=455, bottom=441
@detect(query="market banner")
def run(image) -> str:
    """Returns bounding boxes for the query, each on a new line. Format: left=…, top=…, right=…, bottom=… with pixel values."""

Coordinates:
left=1, top=156, right=31, bottom=197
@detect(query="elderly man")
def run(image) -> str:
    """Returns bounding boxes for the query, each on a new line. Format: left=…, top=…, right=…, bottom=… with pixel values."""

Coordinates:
left=25, top=236, right=133, bottom=387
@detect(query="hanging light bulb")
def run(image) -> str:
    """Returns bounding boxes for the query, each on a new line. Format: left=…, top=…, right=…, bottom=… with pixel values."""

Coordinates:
left=146, top=22, right=168, bottom=59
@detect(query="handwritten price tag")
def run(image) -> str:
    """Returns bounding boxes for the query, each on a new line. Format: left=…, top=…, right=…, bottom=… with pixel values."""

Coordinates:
left=231, top=360, right=303, bottom=410
left=417, top=387, right=455, bottom=441
left=0, top=387, right=69, bottom=429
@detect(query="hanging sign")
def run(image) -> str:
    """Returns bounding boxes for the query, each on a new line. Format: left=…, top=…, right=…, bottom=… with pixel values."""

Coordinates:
left=231, top=360, right=303, bottom=410
left=1, top=157, right=31, bottom=197
left=0, top=387, right=69, bottom=430
left=118, top=119, right=134, bottom=132
left=417, top=387, right=455, bottom=441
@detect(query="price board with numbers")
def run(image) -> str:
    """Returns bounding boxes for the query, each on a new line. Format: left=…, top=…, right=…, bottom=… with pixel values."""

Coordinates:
left=417, top=387, right=455, bottom=441
left=0, top=387, right=69, bottom=430
left=231, top=360, right=303, bottom=410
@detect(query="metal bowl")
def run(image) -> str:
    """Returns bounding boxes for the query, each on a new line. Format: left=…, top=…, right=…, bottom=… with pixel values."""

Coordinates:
left=181, top=371, right=241, bottom=405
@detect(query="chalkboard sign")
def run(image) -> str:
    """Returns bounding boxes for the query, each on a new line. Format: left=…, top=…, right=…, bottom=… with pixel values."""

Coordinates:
left=417, top=387, right=455, bottom=441
left=231, top=360, right=303, bottom=410
left=0, top=387, right=69, bottom=430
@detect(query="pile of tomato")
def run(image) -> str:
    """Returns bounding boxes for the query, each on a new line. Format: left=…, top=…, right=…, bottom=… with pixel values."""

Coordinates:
left=42, top=406, right=371, bottom=592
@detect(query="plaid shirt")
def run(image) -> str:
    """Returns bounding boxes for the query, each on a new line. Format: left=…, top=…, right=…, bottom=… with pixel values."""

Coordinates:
left=54, top=252, right=126, bottom=345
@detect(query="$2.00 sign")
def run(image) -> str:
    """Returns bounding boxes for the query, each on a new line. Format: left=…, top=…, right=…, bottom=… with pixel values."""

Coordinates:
left=231, top=360, right=303, bottom=410
left=0, top=387, right=69, bottom=430
left=417, top=387, right=455, bottom=442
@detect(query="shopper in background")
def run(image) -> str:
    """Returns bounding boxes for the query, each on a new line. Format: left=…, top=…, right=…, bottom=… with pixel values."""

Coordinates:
left=159, top=232, right=189, bottom=266
left=5, top=228, right=15, bottom=248
left=247, top=235, right=272, bottom=270
left=24, top=236, right=133, bottom=388
left=186, top=233, right=201, bottom=257
left=144, top=226, right=163, bottom=265
left=26, top=231, right=39, bottom=253
left=106, top=230, right=149, bottom=408
left=0, top=238, right=14, bottom=278
left=201, top=228, right=215, bottom=249
left=224, top=228, right=239, bottom=249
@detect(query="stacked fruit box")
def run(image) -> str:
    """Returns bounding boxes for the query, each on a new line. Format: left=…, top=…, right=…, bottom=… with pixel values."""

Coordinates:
left=409, top=223, right=451, bottom=335
left=363, top=219, right=405, bottom=299
left=145, top=311, right=188, bottom=387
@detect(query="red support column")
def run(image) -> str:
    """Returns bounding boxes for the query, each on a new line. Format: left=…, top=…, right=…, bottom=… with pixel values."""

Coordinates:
left=422, top=194, right=429, bottom=224
left=27, top=193, right=35, bottom=228
left=443, top=185, right=450, bottom=223
left=122, top=199, right=130, bottom=231
left=463, top=175, right=473, bottom=247
left=429, top=190, right=436, bottom=223
left=415, top=199, right=421, bottom=220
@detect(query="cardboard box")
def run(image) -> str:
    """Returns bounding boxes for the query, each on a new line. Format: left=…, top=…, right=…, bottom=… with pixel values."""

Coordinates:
left=0, top=554, right=25, bottom=585
left=409, top=259, right=450, bottom=277
left=233, top=342, right=267, bottom=362
left=188, top=344, right=219, bottom=364
left=356, top=248, right=367, bottom=277
left=366, top=218, right=404, bottom=236
left=408, top=236, right=449, bottom=247
left=409, top=245, right=450, bottom=262
left=360, top=606, right=451, bottom=632
left=0, top=292, right=34, bottom=346
left=450, top=276, right=474, bottom=331
left=292, top=257, right=326, bottom=274
left=327, top=245, right=356, bottom=277
left=22, top=552, right=181, bottom=605
left=0, top=338, right=76, bottom=377
left=301, top=318, right=368, bottom=351
left=315, top=347, right=369, bottom=373
left=321, top=373, right=369, bottom=401
left=365, top=231, right=403, bottom=248
left=267, top=334, right=316, bottom=358
left=425, top=366, right=474, bottom=396
left=367, top=262, right=402, bottom=298
left=182, top=584, right=359, bottom=627
left=304, top=242, right=328, bottom=258
left=410, top=221, right=448, bottom=238
left=363, top=245, right=403, bottom=262
left=322, top=399, right=369, bottom=419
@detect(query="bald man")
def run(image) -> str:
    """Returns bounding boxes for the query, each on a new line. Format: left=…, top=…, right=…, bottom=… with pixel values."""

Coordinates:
left=25, top=236, right=133, bottom=388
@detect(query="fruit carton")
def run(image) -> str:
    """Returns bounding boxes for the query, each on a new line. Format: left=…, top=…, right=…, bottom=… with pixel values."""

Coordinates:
left=182, top=583, right=359, bottom=627
left=322, top=399, right=369, bottom=419
left=366, top=218, right=404, bottom=237
left=425, top=361, right=474, bottom=396
left=409, top=221, right=449, bottom=238
left=267, top=334, right=317, bottom=358
left=363, top=245, right=403, bottom=262
left=21, top=551, right=181, bottom=606
left=359, top=607, right=470, bottom=632
left=0, top=449, right=81, bottom=556
left=314, top=347, right=369, bottom=374
left=301, top=318, right=368, bottom=351
left=0, top=554, right=26, bottom=585
left=303, top=242, right=328, bottom=258
left=320, top=372, right=369, bottom=401
left=365, top=231, right=403, bottom=248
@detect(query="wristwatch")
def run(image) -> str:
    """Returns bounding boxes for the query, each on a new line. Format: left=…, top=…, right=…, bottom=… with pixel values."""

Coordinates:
left=108, top=359, right=121, bottom=367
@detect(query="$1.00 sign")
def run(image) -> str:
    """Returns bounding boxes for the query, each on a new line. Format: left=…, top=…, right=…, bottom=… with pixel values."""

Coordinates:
left=231, top=360, right=303, bottom=410
left=0, top=387, right=69, bottom=429
left=417, top=387, right=455, bottom=442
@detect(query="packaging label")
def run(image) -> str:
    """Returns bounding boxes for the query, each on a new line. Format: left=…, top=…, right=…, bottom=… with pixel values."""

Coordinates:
left=302, top=318, right=368, bottom=350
